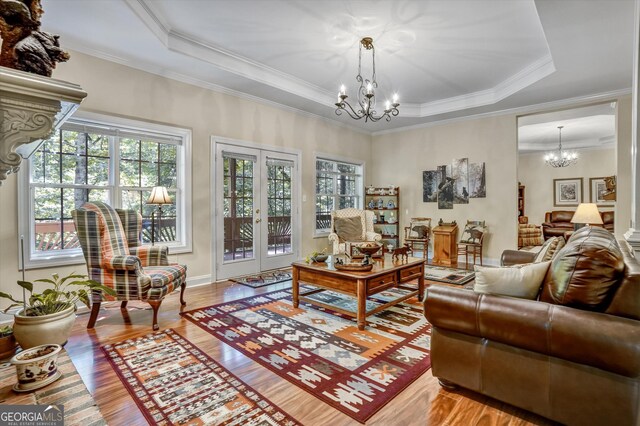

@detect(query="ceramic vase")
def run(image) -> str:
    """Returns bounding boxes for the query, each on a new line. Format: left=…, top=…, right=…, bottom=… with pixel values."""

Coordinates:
left=11, top=344, right=62, bottom=392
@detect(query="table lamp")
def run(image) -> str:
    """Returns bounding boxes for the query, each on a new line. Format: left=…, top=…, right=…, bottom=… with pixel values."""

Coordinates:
left=146, top=186, right=172, bottom=245
left=570, top=203, right=603, bottom=231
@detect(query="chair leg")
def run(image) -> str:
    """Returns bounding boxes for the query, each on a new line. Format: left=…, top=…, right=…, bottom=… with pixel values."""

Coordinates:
left=180, top=282, right=187, bottom=306
left=87, top=301, right=101, bottom=329
left=120, top=301, right=128, bottom=309
left=148, top=300, right=162, bottom=331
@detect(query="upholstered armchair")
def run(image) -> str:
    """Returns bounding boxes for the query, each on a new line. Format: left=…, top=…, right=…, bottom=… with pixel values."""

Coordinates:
left=327, top=208, right=381, bottom=255
left=72, top=201, right=187, bottom=330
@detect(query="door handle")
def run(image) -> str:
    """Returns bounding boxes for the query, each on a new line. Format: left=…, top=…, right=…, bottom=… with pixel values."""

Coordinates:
left=256, top=218, right=262, bottom=223
left=256, top=209, right=260, bottom=214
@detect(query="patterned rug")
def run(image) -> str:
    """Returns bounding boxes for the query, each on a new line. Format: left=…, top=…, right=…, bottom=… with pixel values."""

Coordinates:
left=182, top=287, right=431, bottom=423
left=424, top=265, right=475, bottom=285
left=102, top=329, right=299, bottom=426
left=230, top=269, right=292, bottom=288
left=0, top=351, right=106, bottom=425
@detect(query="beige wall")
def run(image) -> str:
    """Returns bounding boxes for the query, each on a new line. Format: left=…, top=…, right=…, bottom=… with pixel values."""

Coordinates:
left=616, top=96, right=633, bottom=235
left=371, top=115, right=519, bottom=264
left=0, top=51, right=371, bottom=303
left=518, top=148, right=616, bottom=226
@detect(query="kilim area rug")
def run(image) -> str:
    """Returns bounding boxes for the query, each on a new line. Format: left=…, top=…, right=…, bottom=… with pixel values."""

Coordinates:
left=230, top=269, right=292, bottom=288
left=0, top=351, right=107, bottom=426
left=424, top=265, right=475, bottom=285
left=102, top=328, right=300, bottom=426
left=182, top=287, right=431, bottom=423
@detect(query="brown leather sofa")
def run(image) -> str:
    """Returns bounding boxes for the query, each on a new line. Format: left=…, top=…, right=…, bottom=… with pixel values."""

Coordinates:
left=542, top=210, right=614, bottom=239
left=424, top=226, right=640, bottom=426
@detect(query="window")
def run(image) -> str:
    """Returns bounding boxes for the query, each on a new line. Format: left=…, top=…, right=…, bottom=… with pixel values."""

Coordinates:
left=314, top=156, right=363, bottom=235
left=18, top=112, right=192, bottom=268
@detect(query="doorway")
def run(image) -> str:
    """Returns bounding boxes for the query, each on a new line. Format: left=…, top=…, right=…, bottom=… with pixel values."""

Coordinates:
left=213, top=141, right=300, bottom=280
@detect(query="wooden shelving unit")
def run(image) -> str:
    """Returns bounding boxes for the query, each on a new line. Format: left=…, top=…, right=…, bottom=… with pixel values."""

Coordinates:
left=518, top=184, right=525, bottom=218
left=365, top=186, right=400, bottom=249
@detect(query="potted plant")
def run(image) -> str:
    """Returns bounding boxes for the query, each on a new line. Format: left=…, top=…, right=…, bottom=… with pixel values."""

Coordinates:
left=0, top=325, right=16, bottom=359
left=0, top=272, right=115, bottom=349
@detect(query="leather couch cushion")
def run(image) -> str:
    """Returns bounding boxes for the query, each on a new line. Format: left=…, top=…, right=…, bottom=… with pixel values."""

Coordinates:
left=334, top=216, right=364, bottom=242
left=474, top=261, right=550, bottom=299
left=550, top=210, right=574, bottom=223
left=541, top=227, right=624, bottom=310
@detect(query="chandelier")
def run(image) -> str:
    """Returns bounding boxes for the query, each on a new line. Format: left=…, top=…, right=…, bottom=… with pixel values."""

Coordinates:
left=335, top=37, right=399, bottom=123
left=544, top=125, right=578, bottom=168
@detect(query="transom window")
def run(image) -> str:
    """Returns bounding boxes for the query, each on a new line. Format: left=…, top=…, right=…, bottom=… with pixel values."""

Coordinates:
left=314, top=156, right=363, bottom=234
left=18, top=113, right=192, bottom=268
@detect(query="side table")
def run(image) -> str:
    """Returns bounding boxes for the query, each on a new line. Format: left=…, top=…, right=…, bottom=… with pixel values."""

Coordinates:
left=433, top=224, right=458, bottom=266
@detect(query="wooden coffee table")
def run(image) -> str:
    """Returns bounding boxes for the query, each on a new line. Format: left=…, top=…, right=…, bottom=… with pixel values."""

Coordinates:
left=291, top=255, right=425, bottom=330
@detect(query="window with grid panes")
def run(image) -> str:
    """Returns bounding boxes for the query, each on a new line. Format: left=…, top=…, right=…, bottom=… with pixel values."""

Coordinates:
left=314, top=157, right=363, bottom=234
left=19, top=114, right=191, bottom=268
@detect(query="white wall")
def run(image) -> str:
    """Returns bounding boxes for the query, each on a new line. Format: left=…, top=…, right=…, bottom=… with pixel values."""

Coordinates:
left=371, top=115, right=519, bottom=264
left=0, top=51, right=371, bottom=304
left=518, top=148, right=616, bottom=225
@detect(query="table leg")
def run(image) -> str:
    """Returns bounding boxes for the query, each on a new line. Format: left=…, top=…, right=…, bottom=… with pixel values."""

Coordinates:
left=357, top=279, right=366, bottom=330
left=292, top=266, right=300, bottom=308
left=418, top=264, right=425, bottom=302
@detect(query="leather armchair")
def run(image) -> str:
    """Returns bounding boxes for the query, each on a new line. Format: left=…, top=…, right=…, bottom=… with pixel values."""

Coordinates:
left=424, top=227, right=640, bottom=426
left=542, top=210, right=615, bottom=239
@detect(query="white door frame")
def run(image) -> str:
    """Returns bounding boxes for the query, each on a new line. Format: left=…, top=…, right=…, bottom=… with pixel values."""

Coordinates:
left=210, top=136, right=302, bottom=282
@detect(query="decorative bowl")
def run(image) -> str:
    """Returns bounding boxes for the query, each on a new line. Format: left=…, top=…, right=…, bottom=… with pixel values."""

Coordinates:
left=334, top=263, right=374, bottom=271
left=356, top=244, right=381, bottom=256
left=11, top=344, right=62, bottom=392
left=311, top=254, right=329, bottom=263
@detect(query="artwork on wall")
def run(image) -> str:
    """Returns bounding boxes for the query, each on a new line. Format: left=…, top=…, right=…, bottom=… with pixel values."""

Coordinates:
left=452, top=158, right=469, bottom=204
left=423, top=158, right=486, bottom=209
left=553, top=178, right=583, bottom=207
left=590, top=177, right=615, bottom=207
left=468, top=162, right=486, bottom=198
left=422, top=170, right=440, bottom=202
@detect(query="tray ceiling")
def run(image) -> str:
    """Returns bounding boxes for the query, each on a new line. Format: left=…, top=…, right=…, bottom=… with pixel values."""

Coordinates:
left=41, top=0, right=635, bottom=133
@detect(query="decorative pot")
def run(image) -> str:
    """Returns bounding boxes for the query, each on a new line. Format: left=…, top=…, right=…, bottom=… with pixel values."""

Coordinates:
left=11, top=344, right=62, bottom=392
left=13, top=305, right=76, bottom=349
left=0, top=334, right=17, bottom=360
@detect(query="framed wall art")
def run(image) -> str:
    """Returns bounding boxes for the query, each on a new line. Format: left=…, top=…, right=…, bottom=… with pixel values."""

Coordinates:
left=590, top=177, right=614, bottom=207
left=553, top=178, right=582, bottom=207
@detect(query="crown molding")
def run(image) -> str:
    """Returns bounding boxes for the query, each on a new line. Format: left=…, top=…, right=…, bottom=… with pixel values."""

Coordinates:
left=372, top=88, right=632, bottom=137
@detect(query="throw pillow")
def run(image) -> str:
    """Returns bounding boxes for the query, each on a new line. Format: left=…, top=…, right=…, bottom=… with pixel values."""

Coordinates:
left=460, top=222, right=485, bottom=244
left=534, top=236, right=565, bottom=263
left=334, top=216, right=364, bottom=242
left=473, top=261, right=551, bottom=300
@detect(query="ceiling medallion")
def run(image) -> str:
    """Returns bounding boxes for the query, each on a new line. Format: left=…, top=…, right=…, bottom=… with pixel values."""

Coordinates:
left=544, top=125, right=578, bottom=168
left=335, top=37, right=399, bottom=123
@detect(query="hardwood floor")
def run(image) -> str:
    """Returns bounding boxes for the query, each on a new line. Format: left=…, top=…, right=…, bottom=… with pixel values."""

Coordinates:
left=63, top=278, right=555, bottom=426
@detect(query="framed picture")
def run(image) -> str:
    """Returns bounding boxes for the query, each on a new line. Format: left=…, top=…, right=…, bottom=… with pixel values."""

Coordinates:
left=553, top=178, right=582, bottom=207
left=590, top=177, right=614, bottom=206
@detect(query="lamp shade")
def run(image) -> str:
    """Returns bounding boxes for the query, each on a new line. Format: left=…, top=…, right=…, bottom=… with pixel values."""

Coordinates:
left=570, top=203, right=603, bottom=225
left=146, top=186, right=172, bottom=205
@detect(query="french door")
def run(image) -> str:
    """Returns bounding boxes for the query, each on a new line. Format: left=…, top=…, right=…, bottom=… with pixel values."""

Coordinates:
left=214, top=142, right=299, bottom=280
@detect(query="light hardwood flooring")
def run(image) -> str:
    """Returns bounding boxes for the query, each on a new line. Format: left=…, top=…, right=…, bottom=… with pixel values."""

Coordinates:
left=64, top=278, right=556, bottom=426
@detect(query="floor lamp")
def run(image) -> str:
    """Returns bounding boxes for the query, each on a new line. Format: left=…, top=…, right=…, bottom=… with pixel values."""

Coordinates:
left=146, top=186, right=172, bottom=245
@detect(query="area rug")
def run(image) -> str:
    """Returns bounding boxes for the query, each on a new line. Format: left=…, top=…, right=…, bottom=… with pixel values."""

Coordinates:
left=0, top=351, right=106, bottom=426
left=424, top=265, right=475, bottom=285
left=181, top=287, right=431, bottom=423
left=230, top=269, right=292, bottom=288
left=102, top=329, right=300, bottom=426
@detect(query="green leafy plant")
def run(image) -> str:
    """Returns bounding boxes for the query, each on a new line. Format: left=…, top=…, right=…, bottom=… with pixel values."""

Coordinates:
left=0, top=325, right=12, bottom=337
left=0, top=272, right=116, bottom=316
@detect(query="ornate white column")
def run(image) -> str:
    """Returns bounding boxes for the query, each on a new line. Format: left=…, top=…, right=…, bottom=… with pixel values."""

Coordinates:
left=0, top=67, right=86, bottom=184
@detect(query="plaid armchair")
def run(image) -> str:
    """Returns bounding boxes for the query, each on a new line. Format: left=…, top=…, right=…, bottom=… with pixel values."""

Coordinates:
left=327, top=208, right=381, bottom=254
left=72, top=201, right=187, bottom=330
